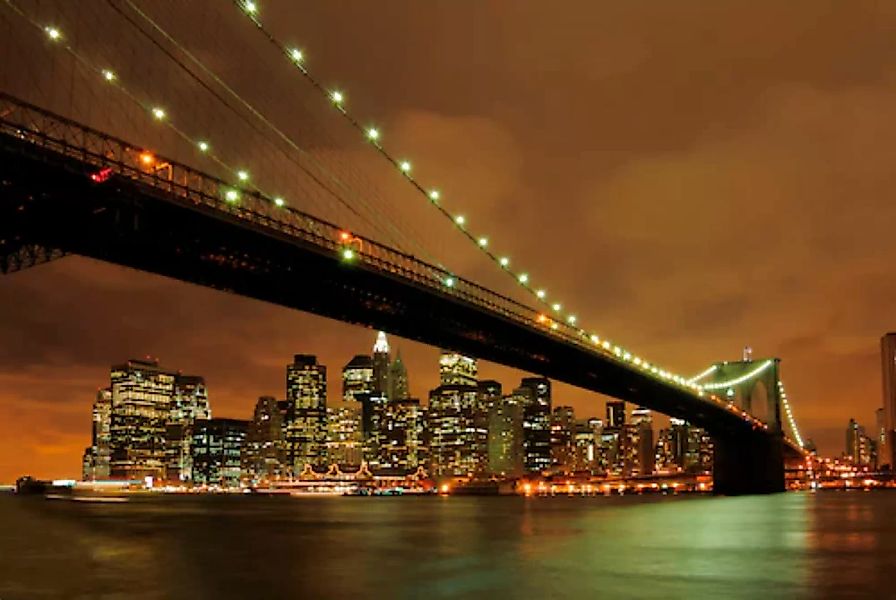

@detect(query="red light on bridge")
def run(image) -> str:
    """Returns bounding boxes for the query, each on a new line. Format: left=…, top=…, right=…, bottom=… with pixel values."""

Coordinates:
left=89, top=167, right=113, bottom=183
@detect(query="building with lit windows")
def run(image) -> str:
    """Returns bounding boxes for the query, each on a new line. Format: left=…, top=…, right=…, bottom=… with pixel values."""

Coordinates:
left=487, top=395, right=524, bottom=478
left=108, top=358, right=178, bottom=480
left=571, top=418, right=601, bottom=473
left=165, top=374, right=211, bottom=482
left=372, top=331, right=391, bottom=397
left=517, top=377, right=552, bottom=474
left=550, top=406, right=576, bottom=473
left=82, top=388, right=112, bottom=480
left=242, top=396, right=287, bottom=484
left=439, top=351, right=478, bottom=386
left=191, top=418, right=248, bottom=488
left=342, top=354, right=374, bottom=403
left=378, top=398, right=426, bottom=474
left=285, top=355, right=327, bottom=473
left=846, top=418, right=876, bottom=468
left=327, top=400, right=364, bottom=468
left=628, top=406, right=654, bottom=476
left=428, top=383, right=485, bottom=478
left=388, top=352, right=410, bottom=401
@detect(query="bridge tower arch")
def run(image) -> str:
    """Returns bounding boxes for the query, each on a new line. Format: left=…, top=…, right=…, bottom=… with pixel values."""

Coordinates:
left=698, top=358, right=786, bottom=495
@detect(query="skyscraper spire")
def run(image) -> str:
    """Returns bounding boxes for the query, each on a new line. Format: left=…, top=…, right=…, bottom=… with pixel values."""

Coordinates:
left=373, top=331, right=390, bottom=355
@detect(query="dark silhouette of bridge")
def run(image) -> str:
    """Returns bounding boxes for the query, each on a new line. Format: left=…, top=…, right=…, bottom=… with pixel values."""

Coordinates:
left=0, top=94, right=804, bottom=494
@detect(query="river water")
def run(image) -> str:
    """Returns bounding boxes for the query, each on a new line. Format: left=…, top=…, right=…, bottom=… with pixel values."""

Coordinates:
left=0, top=491, right=890, bottom=598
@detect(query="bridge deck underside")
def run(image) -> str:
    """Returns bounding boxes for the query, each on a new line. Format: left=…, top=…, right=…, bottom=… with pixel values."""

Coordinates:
left=0, top=131, right=798, bottom=475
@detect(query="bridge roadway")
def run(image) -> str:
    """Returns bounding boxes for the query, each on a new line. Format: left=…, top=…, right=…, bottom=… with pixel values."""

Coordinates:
left=0, top=93, right=800, bottom=494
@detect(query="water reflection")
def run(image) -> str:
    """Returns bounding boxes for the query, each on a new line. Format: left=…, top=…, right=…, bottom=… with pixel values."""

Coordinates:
left=1, top=492, right=893, bottom=598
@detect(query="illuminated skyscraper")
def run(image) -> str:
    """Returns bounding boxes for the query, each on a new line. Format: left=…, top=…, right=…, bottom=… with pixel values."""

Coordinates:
left=242, top=396, right=287, bottom=484
left=517, top=377, right=552, bottom=474
left=109, top=358, right=177, bottom=480
left=191, top=418, right=248, bottom=488
left=378, top=398, right=426, bottom=474
left=342, top=354, right=373, bottom=403
left=327, top=401, right=364, bottom=468
left=881, top=333, right=896, bottom=469
left=82, top=388, right=112, bottom=480
left=388, top=351, right=410, bottom=401
left=629, top=406, right=654, bottom=476
left=439, top=351, right=478, bottom=386
left=488, top=395, right=524, bottom=477
left=550, top=406, right=576, bottom=473
left=606, top=401, right=625, bottom=428
left=165, top=374, right=211, bottom=482
left=429, top=384, right=484, bottom=477
left=372, top=331, right=391, bottom=397
left=285, top=355, right=327, bottom=473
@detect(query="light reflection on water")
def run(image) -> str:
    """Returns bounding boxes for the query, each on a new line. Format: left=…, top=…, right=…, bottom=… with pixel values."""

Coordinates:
left=0, top=491, right=892, bottom=598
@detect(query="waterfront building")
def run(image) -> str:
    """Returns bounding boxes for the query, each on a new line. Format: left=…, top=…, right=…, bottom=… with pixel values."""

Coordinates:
left=881, top=333, right=896, bottom=469
left=487, top=395, right=524, bottom=477
left=242, top=396, right=287, bottom=484
left=571, top=417, right=601, bottom=473
left=327, top=401, right=364, bottom=468
left=378, top=398, right=426, bottom=474
left=428, top=383, right=485, bottom=478
left=550, top=406, right=576, bottom=473
left=165, top=374, right=211, bottom=482
left=191, top=418, right=248, bottom=488
left=285, top=355, right=328, bottom=473
left=517, top=377, right=552, bottom=474
left=630, top=406, right=654, bottom=476
left=82, top=388, right=112, bottom=480
left=108, top=358, right=177, bottom=480
left=846, top=418, right=876, bottom=468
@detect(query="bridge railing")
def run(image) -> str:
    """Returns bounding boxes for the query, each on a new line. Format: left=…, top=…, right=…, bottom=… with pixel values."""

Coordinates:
left=0, top=92, right=801, bottom=448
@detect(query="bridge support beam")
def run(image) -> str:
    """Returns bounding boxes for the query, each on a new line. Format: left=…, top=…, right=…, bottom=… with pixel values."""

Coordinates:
left=713, top=432, right=785, bottom=495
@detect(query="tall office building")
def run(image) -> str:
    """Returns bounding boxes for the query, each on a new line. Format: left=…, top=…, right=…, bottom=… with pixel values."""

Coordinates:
left=517, top=377, right=552, bottom=474
left=439, top=351, right=478, bottom=386
left=487, top=395, right=525, bottom=477
left=165, top=374, right=211, bottom=483
left=372, top=331, right=391, bottom=397
left=242, top=396, right=287, bottom=484
left=429, top=384, right=485, bottom=477
left=378, top=398, right=426, bottom=474
left=388, top=352, right=410, bottom=401
left=82, top=388, right=113, bottom=480
left=628, top=406, right=654, bottom=476
left=327, top=401, right=364, bottom=468
left=342, top=354, right=374, bottom=403
left=108, top=358, right=178, bottom=480
left=881, top=333, right=896, bottom=469
left=191, top=418, right=248, bottom=488
left=285, top=355, right=328, bottom=473
left=571, top=418, right=602, bottom=473
left=606, top=401, right=626, bottom=428
left=550, top=406, right=576, bottom=472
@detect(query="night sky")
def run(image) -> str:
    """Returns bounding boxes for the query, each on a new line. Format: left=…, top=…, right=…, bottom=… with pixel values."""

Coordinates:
left=2, top=0, right=896, bottom=481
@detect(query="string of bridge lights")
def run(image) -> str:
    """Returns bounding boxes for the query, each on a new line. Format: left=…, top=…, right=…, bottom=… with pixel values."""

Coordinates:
left=230, top=0, right=719, bottom=394
left=17, top=7, right=402, bottom=273
left=17, top=3, right=806, bottom=433
left=777, top=381, right=805, bottom=448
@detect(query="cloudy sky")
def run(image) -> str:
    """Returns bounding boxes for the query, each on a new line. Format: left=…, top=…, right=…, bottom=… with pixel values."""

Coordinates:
left=2, top=0, right=895, bottom=481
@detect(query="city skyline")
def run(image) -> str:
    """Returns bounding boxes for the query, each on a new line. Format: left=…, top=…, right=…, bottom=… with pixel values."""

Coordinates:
left=3, top=0, right=896, bottom=483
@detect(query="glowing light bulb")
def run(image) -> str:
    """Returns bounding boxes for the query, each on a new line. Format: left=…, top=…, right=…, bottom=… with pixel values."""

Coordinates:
left=567, top=315, right=576, bottom=324
left=367, top=128, right=379, bottom=141
left=590, top=335, right=600, bottom=344
left=342, top=248, right=354, bottom=260
left=244, top=1, right=257, bottom=14
left=197, top=141, right=209, bottom=152
left=101, top=69, right=115, bottom=82
left=225, top=189, right=239, bottom=202
left=237, top=170, right=249, bottom=182
left=399, top=161, right=411, bottom=173
left=290, top=48, right=303, bottom=62
left=139, top=152, right=155, bottom=166
left=45, top=27, right=60, bottom=40
left=536, top=289, right=546, bottom=299
left=499, top=257, right=509, bottom=267
left=552, top=303, right=561, bottom=312
left=444, top=277, right=455, bottom=287
left=151, top=107, right=166, bottom=120
left=429, top=190, right=440, bottom=201
left=478, top=237, right=488, bottom=247
left=331, top=90, right=344, bottom=104
left=518, top=273, right=529, bottom=284
left=274, top=197, right=285, bottom=207
left=455, top=215, right=465, bottom=226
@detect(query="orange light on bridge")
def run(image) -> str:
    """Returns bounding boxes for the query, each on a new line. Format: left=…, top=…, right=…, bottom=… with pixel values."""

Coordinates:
left=537, top=314, right=547, bottom=324
left=139, top=151, right=155, bottom=167
left=339, top=231, right=352, bottom=242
